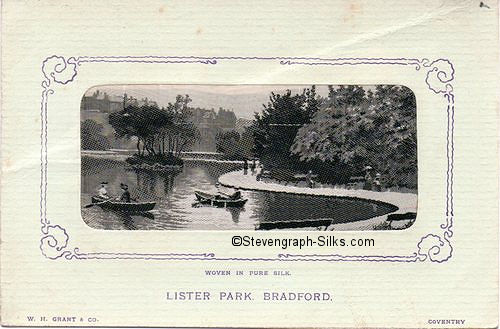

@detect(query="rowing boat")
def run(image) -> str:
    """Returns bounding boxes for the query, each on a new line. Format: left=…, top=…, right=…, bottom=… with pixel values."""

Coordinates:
left=194, top=190, right=248, bottom=208
left=91, top=195, right=156, bottom=212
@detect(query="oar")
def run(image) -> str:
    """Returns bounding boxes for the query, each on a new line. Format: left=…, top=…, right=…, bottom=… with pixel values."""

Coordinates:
left=83, top=200, right=110, bottom=208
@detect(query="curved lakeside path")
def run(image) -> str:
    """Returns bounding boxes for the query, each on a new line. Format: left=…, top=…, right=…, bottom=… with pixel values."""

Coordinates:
left=218, top=170, right=417, bottom=230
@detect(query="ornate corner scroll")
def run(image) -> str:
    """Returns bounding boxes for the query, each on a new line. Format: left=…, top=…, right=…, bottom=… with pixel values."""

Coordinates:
left=39, top=55, right=454, bottom=263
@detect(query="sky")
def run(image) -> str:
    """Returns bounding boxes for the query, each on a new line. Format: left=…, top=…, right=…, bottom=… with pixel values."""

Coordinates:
left=84, top=85, right=333, bottom=119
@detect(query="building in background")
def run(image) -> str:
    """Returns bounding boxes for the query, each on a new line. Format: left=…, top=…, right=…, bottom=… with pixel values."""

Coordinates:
left=80, top=90, right=123, bottom=113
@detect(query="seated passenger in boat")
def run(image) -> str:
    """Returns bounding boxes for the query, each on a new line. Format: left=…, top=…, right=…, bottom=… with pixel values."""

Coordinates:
left=230, top=190, right=242, bottom=200
left=97, top=182, right=110, bottom=199
left=119, top=183, right=131, bottom=203
left=214, top=184, right=241, bottom=200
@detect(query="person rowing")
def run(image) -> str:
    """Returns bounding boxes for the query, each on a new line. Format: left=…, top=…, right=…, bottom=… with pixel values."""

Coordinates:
left=214, top=183, right=241, bottom=200
left=119, top=183, right=131, bottom=203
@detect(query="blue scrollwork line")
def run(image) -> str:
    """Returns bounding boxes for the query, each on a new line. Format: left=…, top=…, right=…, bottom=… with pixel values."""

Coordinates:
left=39, top=55, right=454, bottom=263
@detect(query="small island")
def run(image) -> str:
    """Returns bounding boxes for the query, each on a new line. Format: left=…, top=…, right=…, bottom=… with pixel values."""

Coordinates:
left=107, top=95, right=199, bottom=171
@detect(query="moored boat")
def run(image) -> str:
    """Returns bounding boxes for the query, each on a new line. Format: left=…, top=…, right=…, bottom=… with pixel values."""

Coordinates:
left=91, top=195, right=156, bottom=212
left=194, top=190, right=248, bottom=208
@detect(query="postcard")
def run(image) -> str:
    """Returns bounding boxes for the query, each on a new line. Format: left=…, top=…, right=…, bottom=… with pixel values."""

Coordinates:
left=1, top=0, right=498, bottom=328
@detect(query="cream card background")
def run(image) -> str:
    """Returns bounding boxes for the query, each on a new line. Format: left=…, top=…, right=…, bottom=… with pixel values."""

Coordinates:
left=1, top=0, right=498, bottom=327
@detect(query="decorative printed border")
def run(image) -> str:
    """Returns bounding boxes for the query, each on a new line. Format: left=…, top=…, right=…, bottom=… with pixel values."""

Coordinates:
left=40, top=55, right=454, bottom=262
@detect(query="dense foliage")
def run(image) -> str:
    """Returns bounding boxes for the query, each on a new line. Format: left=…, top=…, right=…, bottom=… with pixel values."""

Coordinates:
left=252, top=85, right=417, bottom=188
left=81, top=119, right=111, bottom=150
left=215, top=130, right=243, bottom=160
left=215, top=128, right=256, bottom=160
left=252, top=86, right=320, bottom=168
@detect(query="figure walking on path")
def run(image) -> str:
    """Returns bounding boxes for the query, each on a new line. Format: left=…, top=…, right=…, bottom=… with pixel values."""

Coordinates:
left=374, top=173, right=382, bottom=192
left=363, top=166, right=373, bottom=190
left=250, top=159, right=256, bottom=175
left=243, top=159, right=248, bottom=175
left=306, top=170, right=314, bottom=188
left=256, top=164, right=263, bottom=181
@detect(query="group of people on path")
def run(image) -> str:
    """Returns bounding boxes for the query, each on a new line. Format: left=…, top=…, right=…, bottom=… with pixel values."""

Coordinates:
left=363, top=166, right=382, bottom=191
left=243, top=159, right=265, bottom=180
left=242, top=160, right=383, bottom=191
left=243, top=158, right=316, bottom=188
left=98, top=182, right=133, bottom=202
left=242, top=159, right=260, bottom=175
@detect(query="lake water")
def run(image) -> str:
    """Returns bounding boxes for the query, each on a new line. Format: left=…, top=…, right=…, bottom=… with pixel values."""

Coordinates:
left=81, top=157, right=396, bottom=230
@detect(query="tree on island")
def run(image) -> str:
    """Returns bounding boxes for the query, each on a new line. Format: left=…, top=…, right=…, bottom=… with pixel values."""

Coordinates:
left=162, top=95, right=200, bottom=157
left=108, top=95, right=200, bottom=163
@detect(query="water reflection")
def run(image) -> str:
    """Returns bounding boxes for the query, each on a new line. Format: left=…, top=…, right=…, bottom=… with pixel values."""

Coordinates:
left=81, top=157, right=396, bottom=230
left=191, top=202, right=244, bottom=224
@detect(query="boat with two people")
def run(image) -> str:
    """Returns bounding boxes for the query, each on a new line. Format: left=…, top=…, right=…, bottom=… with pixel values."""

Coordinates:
left=194, top=184, right=248, bottom=208
left=90, top=195, right=156, bottom=212
left=86, top=182, right=156, bottom=213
